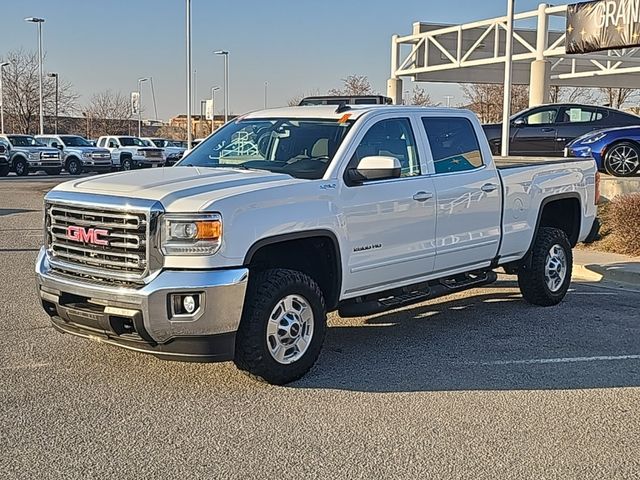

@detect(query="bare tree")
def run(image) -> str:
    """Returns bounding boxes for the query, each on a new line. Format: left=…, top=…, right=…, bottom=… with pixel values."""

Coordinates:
left=598, top=87, right=639, bottom=109
left=549, top=86, right=600, bottom=104
left=287, top=93, right=305, bottom=107
left=408, top=85, right=434, bottom=106
left=461, top=83, right=529, bottom=123
left=328, top=75, right=375, bottom=96
left=1, top=48, right=78, bottom=134
left=85, top=90, right=133, bottom=137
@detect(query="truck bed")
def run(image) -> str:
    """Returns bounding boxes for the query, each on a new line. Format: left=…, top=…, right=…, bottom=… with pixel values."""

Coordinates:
left=494, top=156, right=583, bottom=169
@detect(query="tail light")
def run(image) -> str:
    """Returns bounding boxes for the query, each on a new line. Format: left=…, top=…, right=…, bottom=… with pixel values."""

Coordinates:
left=595, top=171, right=601, bottom=205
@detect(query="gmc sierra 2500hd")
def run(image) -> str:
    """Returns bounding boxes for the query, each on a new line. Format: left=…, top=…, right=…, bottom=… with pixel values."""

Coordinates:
left=36, top=106, right=599, bottom=384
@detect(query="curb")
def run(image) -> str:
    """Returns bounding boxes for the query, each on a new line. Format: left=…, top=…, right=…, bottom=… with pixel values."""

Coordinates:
left=573, top=262, right=640, bottom=287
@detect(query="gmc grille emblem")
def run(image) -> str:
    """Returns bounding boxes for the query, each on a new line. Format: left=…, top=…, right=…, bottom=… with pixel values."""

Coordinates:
left=66, top=225, right=109, bottom=246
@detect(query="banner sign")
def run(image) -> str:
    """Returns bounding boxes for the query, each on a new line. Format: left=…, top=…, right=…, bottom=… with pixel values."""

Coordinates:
left=566, top=0, right=640, bottom=54
left=205, top=99, right=213, bottom=120
left=131, top=92, right=140, bottom=115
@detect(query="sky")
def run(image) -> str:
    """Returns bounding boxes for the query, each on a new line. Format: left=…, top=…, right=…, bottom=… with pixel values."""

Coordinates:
left=1, top=0, right=575, bottom=121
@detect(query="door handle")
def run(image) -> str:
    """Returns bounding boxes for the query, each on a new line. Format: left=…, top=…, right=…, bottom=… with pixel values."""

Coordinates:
left=412, top=191, right=433, bottom=202
left=481, top=183, right=498, bottom=193
left=541, top=127, right=555, bottom=132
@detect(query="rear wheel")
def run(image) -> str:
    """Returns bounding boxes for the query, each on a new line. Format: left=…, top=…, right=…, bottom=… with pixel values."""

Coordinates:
left=234, top=268, right=327, bottom=385
left=604, top=142, right=640, bottom=177
left=0, top=165, right=9, bottom=177
left=66, top=157, right=82, bottom=175
left=14, top=158, right=28, bottom=176
left=518, top=227, right=572, bottom=306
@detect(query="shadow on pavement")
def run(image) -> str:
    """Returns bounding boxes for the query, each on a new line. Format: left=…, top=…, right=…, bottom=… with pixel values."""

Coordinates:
left=293, top=281, right=640, bottom=392
left=0, top=208, right=38, bottom=217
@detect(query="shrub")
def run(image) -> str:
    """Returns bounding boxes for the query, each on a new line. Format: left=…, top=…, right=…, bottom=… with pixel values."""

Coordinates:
left=606, top=194, right=640, bottom=257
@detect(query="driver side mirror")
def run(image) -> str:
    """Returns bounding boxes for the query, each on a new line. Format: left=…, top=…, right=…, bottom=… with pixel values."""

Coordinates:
left=347, top=156, right=402, bottom=184
left=512, top=118, right=525, bottom=128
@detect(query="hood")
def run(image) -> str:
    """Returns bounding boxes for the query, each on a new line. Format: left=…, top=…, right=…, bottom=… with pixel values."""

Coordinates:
left=52, top=166, right=305, bottom=211
left=66, top=146, right=110, bottom=154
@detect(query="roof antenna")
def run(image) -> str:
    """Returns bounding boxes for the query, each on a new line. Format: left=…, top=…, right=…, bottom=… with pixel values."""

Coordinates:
left=335, top=103, right=351, bottom=114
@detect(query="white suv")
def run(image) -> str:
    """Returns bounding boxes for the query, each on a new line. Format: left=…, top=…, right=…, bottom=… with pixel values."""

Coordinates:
left=96, top=135, right=164, bottom=170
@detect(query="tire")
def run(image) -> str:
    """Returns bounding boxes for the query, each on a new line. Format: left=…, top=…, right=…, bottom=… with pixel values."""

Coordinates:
left=44, top=168, right=62, bottom=175
left=603, top=141, right=640, bottom=177
left=518, top=227, right=572, bottom=307
left=121, top=157, right=133, bottom=171
left=14, top=158, right=29, bottom=176
left=66, top=157, right=82, bottom=175
left=234, top=268, right=327, bottom=385
left=0, top=165, right=9, bottom=177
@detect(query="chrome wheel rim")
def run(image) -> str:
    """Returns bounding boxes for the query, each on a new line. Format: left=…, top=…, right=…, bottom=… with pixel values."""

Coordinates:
left=607, top=145, right=639, bottom=175
left=69, top=161, right=79, bottom=174
left=16, top=162, right=25, bottom=175
left=266, top=294, right=314, bottom=365
left=544, top=244, right=567, bottom=293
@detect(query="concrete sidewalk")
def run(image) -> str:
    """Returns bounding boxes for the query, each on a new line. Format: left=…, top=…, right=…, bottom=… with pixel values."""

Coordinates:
left=573, top=249, right=640, bottom=287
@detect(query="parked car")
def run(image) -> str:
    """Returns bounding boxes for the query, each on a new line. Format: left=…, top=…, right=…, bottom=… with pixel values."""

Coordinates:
left=0, top=139, right=9, bottom=176
left=141, top=137, right=186, bottom=166
left=36, top=135, right=112, bottom=175
left=0, top=134, right=63, bottom=176
left=96, top=135, right=164, bottom=170
left=37, top=106, right=600, bottom=384
left=565, top=125, right=640, bottom=177
left=299, top=95, right=393, bottom=106
left=483, top=103, right=640, bottom=156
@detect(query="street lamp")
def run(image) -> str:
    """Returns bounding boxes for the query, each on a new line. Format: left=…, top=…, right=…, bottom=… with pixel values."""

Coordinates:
left=25, top=17, right=45, bottom=135
left=0, top=62, right=10, bottom=134
left=210, top=86, right=220, bottom=133
left=48, top=72, right=58, bottom=134
left=185, top=0, right=193, bottom=147
left=264, top=82, right=268, bottom=109
left=137, top=77, right=148, bottom=137
left=214, top=50, right=229, bottom=123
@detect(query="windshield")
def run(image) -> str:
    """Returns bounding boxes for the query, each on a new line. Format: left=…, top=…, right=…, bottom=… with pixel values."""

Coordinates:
left=7, top=135, right=45, bottom=147
left=149, top=138, right=172, bottom=147
left=59, top=135, right=91, bottom=147
left=119, top=137, right=146, bottom=147
left=179, top=118, right=353, bottom=180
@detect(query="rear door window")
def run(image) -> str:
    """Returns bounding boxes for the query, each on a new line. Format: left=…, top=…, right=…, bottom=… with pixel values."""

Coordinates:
left=421, top=117, right=484, bottom=174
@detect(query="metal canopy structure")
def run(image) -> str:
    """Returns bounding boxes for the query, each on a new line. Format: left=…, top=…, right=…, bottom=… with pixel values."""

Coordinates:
left=388, top=3, right=640, bottom=106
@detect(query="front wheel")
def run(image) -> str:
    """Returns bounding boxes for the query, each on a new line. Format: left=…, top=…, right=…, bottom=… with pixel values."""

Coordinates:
left=518, top=227, right=572, bottom=306
left=66, top=157, right=82, bottom=175
left=234, top=269, right=327, bottom=385
left=14, top=158, right=29, bottom=176
left=604, top=142, right=640, bottom=177
left=121, top=157, right=133, bottom=171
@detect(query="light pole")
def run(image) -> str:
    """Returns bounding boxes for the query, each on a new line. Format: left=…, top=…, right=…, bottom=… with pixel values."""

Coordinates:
left=501, top=0, right=515, bottom=157
left=25, top=17, right=45, bottom=134
left=186, top=0, right=193, bottom=147
left=0, top=62, right=10, bottom=134
left=210, top=86, right=220, bottom=133
left=264, top=82, right=268, bottom=109
left=48, top=72, right=58, bottom=134
left=214, top=50, right=229, bottom=123
left=137, top=77, right=148, bottom=137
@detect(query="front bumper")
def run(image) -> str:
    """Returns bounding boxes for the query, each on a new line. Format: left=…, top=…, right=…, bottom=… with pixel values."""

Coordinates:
left=134, top=158, right=164, bottom=168
left=35, top=248, right=249, bottom=361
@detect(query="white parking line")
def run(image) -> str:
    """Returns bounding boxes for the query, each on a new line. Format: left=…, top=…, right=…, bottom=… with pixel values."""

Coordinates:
left=469, top=355, right=640, bottom=366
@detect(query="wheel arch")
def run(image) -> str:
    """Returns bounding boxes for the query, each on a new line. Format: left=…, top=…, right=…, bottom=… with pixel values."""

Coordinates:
left=243, top=230, right=343, bottom=311
left=530, top=193, right=582, bottom=250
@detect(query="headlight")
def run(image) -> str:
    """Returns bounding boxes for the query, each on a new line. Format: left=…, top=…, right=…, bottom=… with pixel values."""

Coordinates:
left=83, top=152, right=93, bottom=158
left=582, top=132, right=607, bottom=144
left=29, top=152, right=39, bottom=160
left=161, top=213, right=222, bottom=255
left=137, top=149, right=146, bottom=157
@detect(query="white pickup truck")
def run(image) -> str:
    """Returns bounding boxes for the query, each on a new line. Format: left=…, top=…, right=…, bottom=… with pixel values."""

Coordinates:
left=36, top=106, right=599, bottom=384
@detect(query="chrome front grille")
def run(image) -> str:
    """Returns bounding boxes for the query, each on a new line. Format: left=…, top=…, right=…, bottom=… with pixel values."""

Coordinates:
left=91, top=152, right=111, bottom=160
left=46, top=202, right=150, bottom=286
left=41, top=151, right=60, bottom=160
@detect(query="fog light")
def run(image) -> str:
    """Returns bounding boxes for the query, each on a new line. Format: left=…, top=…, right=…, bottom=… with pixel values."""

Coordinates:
left=183, top=295, right=196, bottom=314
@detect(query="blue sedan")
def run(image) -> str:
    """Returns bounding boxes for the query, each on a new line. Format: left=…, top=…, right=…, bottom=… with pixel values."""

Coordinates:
left=565, top=126, right=640, bottom=177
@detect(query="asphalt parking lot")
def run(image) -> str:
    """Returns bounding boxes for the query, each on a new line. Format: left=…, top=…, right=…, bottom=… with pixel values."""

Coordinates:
left=1, top=177, right=639, bottom=479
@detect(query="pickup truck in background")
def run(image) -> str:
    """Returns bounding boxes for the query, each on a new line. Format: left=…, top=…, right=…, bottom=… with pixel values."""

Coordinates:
left=36, top=106, right=599, bottom=384
left=0, top=134, right=63, bottom=176
left=141, top=137, right=186, bottom=166
left=96, top=135, right=164, bottom=170
left=36, top=135, right=112, bottom=175
left=0, top=139, right=9, bottom=176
